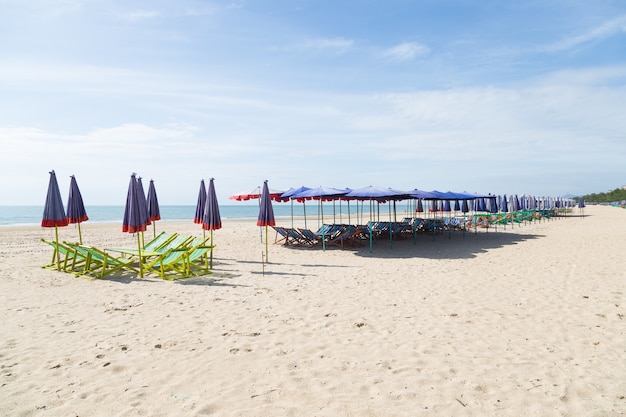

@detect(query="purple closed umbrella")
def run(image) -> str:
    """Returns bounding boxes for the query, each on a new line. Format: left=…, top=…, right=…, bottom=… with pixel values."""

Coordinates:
left=42, top=170, right=69, bottom=270
left=66, top=175, right=88, bottom=244
left=202, top=178, right=221, bottom=267
left=194, top=179, right=207, bottom=224
left=136, top=177, right=151, bottom=230
left=122, top=173, right=148, bottom=277
left=146, top=179, right=160, bottom=238
left=257, top=180, right=276, bottom=262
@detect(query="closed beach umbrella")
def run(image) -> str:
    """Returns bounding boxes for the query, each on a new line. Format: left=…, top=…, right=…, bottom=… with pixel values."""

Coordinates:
left=66, top=175, right=88, bottom=244
left=194, top=179, right=207, bottom=224
left=501, top=194, right=508, bottom=212
left=202, top=178, right=221, bottom=268
left=146, top=179, right=160, bottom=238
left=257, top=180, right=276, bottom=263
left=122, top=173, right=148, bottom=277
left=136, top=177, right=151, bottom=228
left=42, top=170, right=69, bottom=270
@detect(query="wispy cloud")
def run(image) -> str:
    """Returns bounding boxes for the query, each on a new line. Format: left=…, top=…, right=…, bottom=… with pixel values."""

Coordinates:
left=381, top=42, right=430, bottom=62
left=121, top=10, right=161, bottom=22
left=289, top=37, right=354, bottom=54
left=542, top=14, right=626, bottom=52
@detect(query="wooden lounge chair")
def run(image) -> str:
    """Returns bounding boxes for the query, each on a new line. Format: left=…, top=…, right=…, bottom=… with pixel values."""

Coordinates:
left=272, top=226, right=291, bottom=245
left=297, top=228, right=321, bottom=245
left=328, top=225, right=367, bottom=248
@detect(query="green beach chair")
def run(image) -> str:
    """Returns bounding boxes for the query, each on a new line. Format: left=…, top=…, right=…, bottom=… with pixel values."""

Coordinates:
left=41, top=238, right=88, bottom=273
left=65, top=242, right=138, bottom=279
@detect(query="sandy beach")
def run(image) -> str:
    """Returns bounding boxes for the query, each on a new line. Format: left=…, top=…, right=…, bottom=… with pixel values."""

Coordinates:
left=0, top=205, right=624, bottom=417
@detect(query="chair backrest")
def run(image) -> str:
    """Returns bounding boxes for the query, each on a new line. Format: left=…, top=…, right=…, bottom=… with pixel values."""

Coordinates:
left=144, top=232, right=177, bottom=251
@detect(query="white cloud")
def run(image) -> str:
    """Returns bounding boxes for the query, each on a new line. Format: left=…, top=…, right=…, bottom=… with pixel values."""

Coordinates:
left=291, top=37, right=354, bottom=54
left=121, top=10, right=161, bottom=22
left=381, top=42, right=430, bottom=62
left=542, top=14, right=626, bottom=52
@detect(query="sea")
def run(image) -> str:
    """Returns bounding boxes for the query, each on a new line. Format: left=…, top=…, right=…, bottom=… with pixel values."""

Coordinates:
left=0, top=203, right=404, bottom=227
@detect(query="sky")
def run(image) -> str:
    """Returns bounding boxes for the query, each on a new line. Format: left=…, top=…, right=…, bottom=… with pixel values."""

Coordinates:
left=1, top=0, right=625, bottom=205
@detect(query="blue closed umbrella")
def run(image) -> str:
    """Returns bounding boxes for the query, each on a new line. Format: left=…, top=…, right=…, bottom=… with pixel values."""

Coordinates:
left=194, top=180, right=207, bottom=225
left=122, top=173, right=148, bottom=277
left=66, top=175, right=88, bottom=244
left=146, top=179, right=160, bottom=238
left=202, top=178, right=221, bottom=268
left=257, top=180, right=276, bottom=262
left=42, top=170, right=69, bottom=270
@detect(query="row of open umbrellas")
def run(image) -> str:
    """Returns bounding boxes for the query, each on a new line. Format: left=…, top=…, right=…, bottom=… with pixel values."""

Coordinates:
left=229, top=184, right=583, bottom=214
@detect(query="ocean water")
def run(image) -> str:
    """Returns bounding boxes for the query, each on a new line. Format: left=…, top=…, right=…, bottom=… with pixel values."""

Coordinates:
left=0, top=202, right=403, bottom=227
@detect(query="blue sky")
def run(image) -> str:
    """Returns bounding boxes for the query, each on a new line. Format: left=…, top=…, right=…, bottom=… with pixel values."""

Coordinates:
left=1, top=0, right=625, bottom=205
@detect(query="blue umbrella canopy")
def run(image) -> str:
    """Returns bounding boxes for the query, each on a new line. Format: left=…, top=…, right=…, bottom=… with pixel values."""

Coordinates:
left=202, top=178, right=221, bottom=268
left=292, top=186, right=349, bottom=201
left=136, top=177, right=151, bottom=228
left=146, top=179, right=160, bottom=222
left=66, top=175, right=88, bottom=224
left=122, top=173, right=148, bottom=234
left=258, top=180, right=276, bottom=263
left=279, top=186, right=311, bottom=202
left=194, top=179, right=207, bottom=224
left=66, top=175, right=88, bottom=243
left=202, top=178, right=222, bottom=231
left=501, top=194, right=509, bottom=212
left=257, top=180, right=276, bottom=227
left=146, top=179, right=160, bottom=238
left=42, top=170, right=69, bottom=228
left=42, top=170, right=69, bottom=270
left=344, top=185, right=409, bottom=201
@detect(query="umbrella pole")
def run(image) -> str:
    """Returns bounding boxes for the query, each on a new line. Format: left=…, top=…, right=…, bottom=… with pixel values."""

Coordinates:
left=137, top=233, right=144, bottom=278
left=153, top=222, right=156, bottom=239
left=77, top=222, right=83, bottom=245
left=209, top=229, right=214, bottom=269
left=265, top=225, right=269, bottom=262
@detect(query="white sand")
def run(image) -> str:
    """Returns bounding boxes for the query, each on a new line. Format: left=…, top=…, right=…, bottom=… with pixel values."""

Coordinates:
left=0, top=205, right=624, bottom=416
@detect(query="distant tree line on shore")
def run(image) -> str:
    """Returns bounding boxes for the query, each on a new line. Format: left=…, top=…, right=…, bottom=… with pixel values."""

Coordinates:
left=581, top=187, right=626, bottom=203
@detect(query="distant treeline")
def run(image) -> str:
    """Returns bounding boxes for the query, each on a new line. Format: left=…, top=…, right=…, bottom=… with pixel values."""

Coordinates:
left=581, top=187, right=626, bottom=203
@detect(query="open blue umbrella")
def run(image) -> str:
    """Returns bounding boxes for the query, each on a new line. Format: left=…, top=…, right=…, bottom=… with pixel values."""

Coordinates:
left=257, top=180, right=276, bottom=263
left=279, top=186, right=311, bottom=229
left=66, top=175, right=88, bottom=244
left=42, top=170, right=69, bottom=270
left=146, top=179, right=160, bottom=238
left=202, top=178, right=221, bottom=268
left=194, top=179, right=207, bottom=225
left=122, top=173, right=148, bottom=277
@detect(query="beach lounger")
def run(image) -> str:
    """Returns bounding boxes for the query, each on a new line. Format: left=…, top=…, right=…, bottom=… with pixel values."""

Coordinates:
left=65, top=242, right=138, bottom=279
left=297, top=228, right=321, bottom=245
left=328, top=225, right=367, bottom=248
left=272, top=226, right=292, bottom=245
left=144, top=231, right=178, bottom=251
left=41, top=238, right=88, bottom=273
left=144, top=248, right=190, bottom=280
